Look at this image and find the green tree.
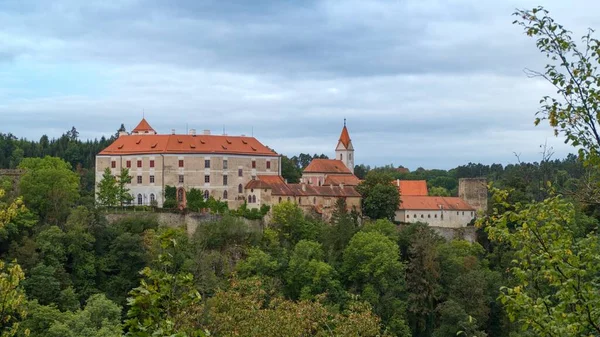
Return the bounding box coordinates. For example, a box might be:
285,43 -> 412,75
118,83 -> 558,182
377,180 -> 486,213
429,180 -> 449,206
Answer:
285,240 -> 342,301
96,168 -> 118,207
323,198 -> 357,268
0,261 -> 28,337
342,231 -> 408,334
271,202 -> 323,245
357,171 -> 400,220
18,156 -> 79,224
280,156 -> 301,183
117,168 -> 133,206
125,232 -> 206,337
428,186 -> 450,197
482,189 -> 600,336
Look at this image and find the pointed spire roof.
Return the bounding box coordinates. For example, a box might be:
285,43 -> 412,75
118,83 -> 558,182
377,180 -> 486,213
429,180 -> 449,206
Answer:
131,118 -> 156,134
338,120 -> 351,149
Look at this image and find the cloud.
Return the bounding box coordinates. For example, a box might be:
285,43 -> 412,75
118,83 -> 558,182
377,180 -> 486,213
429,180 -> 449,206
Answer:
0,0 -> 597,168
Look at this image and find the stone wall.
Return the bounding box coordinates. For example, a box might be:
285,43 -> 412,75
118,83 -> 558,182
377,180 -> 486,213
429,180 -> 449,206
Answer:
458,178 -> 488,213
104,211 -> 261,236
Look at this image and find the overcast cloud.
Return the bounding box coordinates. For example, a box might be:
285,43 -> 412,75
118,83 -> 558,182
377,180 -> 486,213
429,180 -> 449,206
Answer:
1,0 -> 599,169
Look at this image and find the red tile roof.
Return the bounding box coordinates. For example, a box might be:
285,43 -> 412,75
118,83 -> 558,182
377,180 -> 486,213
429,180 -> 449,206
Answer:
245,176 -> 360,197
338,126 -> 351,148
132,118 -> 156,133
246,175 -> 293,195
399,196 -> 474,211
395,180 -> 428,196
98,134 -> 277,156
304,159 -> 351,174
324,174 -> 361,186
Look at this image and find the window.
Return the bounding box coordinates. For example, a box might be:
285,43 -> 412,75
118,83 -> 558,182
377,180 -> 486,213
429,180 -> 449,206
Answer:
205,175 -> 210,183
223,159 -> 228,170
462,211 -> 465,215
150,175 -> 155,183
413,214 -> 417,218
252,195 -> 256,203
150,160 -> 155,168
287,197 -> 290,201
179,175 -> 184,183
177,188 -> 184,202
137,176 -> 142,184
205,159 -> 210,168
428,214 -> 431,218
204,190 -> 209,200
222,190 -> 228,199
313,197 -> 316,205
251,176 -> 256,180
111,161 -> 116,168
179,160 -> 184,168
238,168 -> 243,177
150,193 -> 155,204
137,194 -> 142,205
238,184 -> 243,193
407,215 -> 410,219
279,197 -> 282,203
266,161 -> 271,169
434,214 -> 437,218
299,197 -> 302,204
223,175 -> 228,186
471,211 -> 474,217
248,195 -> 252,203
137,160 -> 142,168
126,160 -> 131,168
457,212 -> 459,215
252,160 -> 256,169
340,153 -> 343,160
421,214 -> 424,218
349,153 -> 352,161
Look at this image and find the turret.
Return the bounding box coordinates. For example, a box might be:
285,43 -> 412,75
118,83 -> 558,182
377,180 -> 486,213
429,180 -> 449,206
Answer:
335,119 -> 354,173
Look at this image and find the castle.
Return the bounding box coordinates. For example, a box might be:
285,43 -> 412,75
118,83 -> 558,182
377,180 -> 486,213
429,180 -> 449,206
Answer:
95,118 -> 361,219
96,118 -> 484,226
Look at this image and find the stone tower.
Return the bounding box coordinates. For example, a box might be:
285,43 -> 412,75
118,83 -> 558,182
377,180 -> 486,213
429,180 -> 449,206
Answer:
335,119 -> 354,173
458,178 -> 488,213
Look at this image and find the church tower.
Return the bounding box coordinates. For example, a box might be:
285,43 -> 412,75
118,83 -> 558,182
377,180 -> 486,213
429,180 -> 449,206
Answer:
335,119 -> 354,173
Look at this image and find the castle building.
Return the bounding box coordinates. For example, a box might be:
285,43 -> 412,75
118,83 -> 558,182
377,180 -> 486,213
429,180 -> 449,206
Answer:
95,118 -> 281,208
244,121 -> 362,219
394,179 -> 483,228
300,122 -> 360,186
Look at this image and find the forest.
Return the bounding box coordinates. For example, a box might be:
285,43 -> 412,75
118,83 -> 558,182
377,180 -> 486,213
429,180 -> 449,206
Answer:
1,6 -> 600,337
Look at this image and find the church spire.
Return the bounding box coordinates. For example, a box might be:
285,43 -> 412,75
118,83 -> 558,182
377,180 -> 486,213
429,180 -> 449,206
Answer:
335,119 -> 354,173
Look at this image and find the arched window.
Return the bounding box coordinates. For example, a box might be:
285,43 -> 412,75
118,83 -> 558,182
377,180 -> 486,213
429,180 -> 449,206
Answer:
278,197 -> 282,203
406,214 -> 410,219
340,153 -> 343,160
137,194 -> 143,205
177,189 -> 184,202
204,190 -> 209,200
252,195 -> 256,203
248,195 -> 252,203
223,190 -> 228,200
150,193 -> 155,204
413,214 -> 417,218
238,184 -> 243,193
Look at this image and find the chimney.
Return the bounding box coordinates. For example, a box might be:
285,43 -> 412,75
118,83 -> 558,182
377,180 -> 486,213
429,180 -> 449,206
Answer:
241,134 -> 246,137
396,179 -> 400,187
118,131 -> 128,137
339,183 -> 344,189
302,184 -> 306,192
171,129 -> 176,135
203,129 -> 211,135
189,129 -> 196,136
284,179 -> 288,184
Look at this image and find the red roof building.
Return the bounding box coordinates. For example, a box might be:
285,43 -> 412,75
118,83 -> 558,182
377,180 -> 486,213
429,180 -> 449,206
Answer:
395,180 -> 428,196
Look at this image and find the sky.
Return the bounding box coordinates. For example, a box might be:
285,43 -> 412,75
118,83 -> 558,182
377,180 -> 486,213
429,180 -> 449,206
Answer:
1,0 -> 600,169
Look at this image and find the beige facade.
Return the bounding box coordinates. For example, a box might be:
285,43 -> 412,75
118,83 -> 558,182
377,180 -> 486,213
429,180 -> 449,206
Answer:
395,209 -> 475,228
96,154 -> 280,208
